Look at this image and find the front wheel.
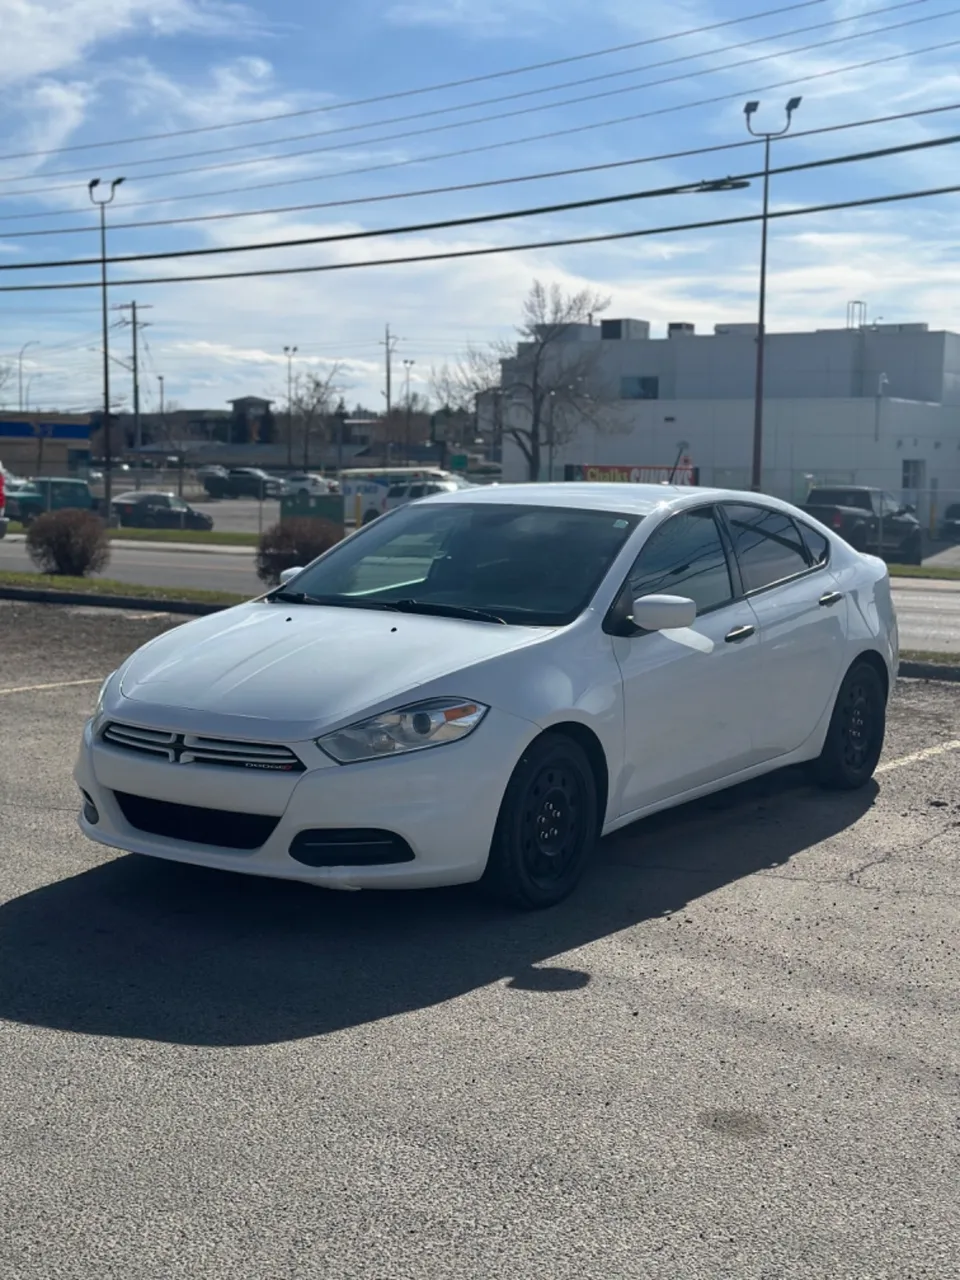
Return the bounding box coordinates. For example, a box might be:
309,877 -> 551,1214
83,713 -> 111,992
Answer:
901,534 -> 923,566
811,661 -> 886,790
481,733 -> 599,909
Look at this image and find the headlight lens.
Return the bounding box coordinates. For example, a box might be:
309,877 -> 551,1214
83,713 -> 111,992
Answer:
95,670 -> 116,718
317,698 -> 488,764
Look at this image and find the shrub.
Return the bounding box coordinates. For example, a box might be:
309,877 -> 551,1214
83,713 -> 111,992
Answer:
25,509 -> 110,577
256,517 -> 342,586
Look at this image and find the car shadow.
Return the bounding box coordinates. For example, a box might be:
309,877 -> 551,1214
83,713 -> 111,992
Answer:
0,769 -> 877,1047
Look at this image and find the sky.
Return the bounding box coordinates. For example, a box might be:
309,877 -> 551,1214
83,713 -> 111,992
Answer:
0,0 -> 958,416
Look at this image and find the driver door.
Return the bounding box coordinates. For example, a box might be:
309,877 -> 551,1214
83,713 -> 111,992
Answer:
611,506 -> 762,818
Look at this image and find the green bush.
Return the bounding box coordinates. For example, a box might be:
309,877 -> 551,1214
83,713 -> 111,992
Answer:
25,509 -> 110,577
256,517 -> 342,586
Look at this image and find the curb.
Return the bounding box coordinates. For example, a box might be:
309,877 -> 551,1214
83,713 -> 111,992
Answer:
0,585 -> 229,616
898,660 -> 960,683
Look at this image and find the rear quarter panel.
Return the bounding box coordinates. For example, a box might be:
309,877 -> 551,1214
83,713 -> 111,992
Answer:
830,551 -> 898,695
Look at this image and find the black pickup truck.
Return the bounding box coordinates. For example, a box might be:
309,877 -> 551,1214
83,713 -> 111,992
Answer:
801,486 -> 923,564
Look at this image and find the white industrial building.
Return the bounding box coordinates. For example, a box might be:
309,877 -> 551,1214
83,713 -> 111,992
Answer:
496,316 -> 960,527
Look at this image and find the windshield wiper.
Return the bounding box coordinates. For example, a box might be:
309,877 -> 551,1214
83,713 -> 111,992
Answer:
391,599 -> 506,624
270,590 -> 394,610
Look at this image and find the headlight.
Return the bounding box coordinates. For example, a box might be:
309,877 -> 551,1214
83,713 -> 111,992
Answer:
317,698 -> 488,764
95,670 -> 116,718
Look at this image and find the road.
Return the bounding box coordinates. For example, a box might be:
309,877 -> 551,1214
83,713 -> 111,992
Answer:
3,537 -> 959,652
0,601 -> 957,1279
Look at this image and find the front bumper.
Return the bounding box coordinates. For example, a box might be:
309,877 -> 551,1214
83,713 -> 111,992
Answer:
74,709 -> 536,889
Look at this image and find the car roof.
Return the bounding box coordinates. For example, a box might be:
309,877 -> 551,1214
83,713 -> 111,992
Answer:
422,481 -> 796,517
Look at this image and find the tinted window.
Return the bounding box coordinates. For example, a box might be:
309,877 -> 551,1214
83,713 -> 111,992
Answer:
387,484 -> 407,499
808,489 -> 873,512
408,485 -> 426,499
724,505 -> 810,592
284,503 -> 640,627
627,508 -> 733,615
797,522 -> 829,566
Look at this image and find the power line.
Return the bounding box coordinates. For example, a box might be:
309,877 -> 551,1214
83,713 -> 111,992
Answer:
1,182 -> 957,294
0,0 -> 830,166
0,0 -> 931,187
23,37 -> 960,216
4,131 -> 958,274
2,100 -> 958,240
5,12 -> 955,200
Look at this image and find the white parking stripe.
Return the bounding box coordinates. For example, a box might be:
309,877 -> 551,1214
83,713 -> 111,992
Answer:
877,739 -> 960,774
0,678 -> 100,697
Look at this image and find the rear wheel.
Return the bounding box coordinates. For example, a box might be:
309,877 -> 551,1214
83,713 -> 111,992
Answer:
812,661 -> 886,790
362,509 -> 379,525
481,733 -> 599,909
901,533 -> 923,566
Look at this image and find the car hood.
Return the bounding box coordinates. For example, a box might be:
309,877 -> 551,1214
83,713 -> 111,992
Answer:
117,600 -> 545,739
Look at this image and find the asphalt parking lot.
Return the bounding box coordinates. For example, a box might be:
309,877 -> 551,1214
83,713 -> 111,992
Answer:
1,603 -> 958,1279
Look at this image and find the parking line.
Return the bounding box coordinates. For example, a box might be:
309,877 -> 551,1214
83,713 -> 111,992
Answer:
877,740 -> 960,774
0,678 -> 100,697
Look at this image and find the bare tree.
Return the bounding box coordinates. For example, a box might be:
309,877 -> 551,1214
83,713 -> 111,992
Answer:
292,365 -> 344,468
0,361 -> 12,409
435,281 -> 610,480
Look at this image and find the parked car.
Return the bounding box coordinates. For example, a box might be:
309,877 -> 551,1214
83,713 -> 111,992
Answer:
111,491 -> 214,531
16,477 -> 99,525
78,484 -> 896,910
801,486 -> 923,564
281,472 -> 338,497
938,502 -> 960,542
202,467 -> 281,499
3,477 -> 39,523
0,464 -> 8,538
383,477 -> 468,512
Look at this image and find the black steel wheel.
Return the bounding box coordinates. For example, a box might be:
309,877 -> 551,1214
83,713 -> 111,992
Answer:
812,660 -> 886,790
481,733 -> 599,909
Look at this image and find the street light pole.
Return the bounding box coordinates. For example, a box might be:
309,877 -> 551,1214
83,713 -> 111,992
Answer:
18,341 -> 39,413
89,176 -> 125,512
284,345 -> 297,469
743,97 -> 800,492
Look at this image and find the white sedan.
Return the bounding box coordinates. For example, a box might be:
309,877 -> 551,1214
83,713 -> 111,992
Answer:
75,484 -> 898,909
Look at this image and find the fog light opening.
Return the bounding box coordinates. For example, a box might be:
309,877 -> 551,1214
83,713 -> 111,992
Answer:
80,790 -> 100,825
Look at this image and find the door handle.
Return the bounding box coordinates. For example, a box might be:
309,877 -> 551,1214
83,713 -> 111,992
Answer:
724,624 -> 756,644
819,591 -> 843,608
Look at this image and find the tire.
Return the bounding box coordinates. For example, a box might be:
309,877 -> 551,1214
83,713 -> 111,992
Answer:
362,509 -> 379,525
901,534 -> 923,566
811,660 -> 886,790
481,733 -> 599,909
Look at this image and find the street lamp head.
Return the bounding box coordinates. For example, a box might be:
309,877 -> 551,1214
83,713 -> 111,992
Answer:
786,96 -> 802,114
88,178 -> 100,192
744,100 -> 760,116
112,177 -> 125,191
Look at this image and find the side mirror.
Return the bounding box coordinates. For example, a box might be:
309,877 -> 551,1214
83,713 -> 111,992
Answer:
279,566 -> 303,586
631,594 -> 697,631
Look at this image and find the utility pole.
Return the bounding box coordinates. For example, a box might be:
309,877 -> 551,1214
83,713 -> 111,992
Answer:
89,176 -> 124,512
403,358 -> 415,465
380,324 -> 399,464
117,301 -> 151,488
284,345 -> 297,469
17,341 -> 38,414
158,374 -> 165,421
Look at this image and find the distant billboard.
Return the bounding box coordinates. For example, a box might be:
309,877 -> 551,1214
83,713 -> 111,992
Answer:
563,463 -> 699,485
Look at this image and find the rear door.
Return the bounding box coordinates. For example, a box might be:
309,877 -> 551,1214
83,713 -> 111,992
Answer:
720,503 -> 847,759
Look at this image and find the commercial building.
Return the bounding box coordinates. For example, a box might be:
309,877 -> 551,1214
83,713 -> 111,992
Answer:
0,413 -> 93,475
497,317 -> 960,526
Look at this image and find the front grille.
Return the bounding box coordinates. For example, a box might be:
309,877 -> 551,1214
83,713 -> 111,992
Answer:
102,722 -> 304,772
114,791 -> 279,850
288,828 -> 415,868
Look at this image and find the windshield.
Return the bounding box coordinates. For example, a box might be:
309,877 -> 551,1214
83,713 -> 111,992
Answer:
278,501 -> 639,626
807,488 -> 871,510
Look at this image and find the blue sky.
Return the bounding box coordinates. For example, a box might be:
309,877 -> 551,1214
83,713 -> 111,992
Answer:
0,0 -> 958,415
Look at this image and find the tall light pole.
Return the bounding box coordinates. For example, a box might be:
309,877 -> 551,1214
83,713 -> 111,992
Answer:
18,341 -> 39,414
284,345 -> 298,468
403,358 -> 415,464
89,176 -> 125,511
158,374 -> 165,421
744,96 -> 800,492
